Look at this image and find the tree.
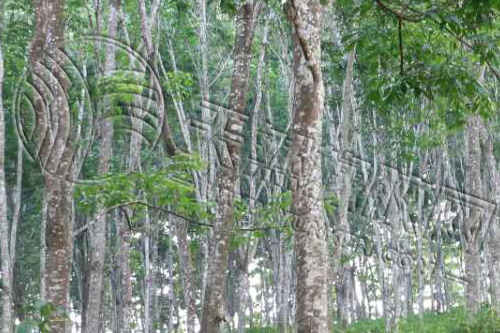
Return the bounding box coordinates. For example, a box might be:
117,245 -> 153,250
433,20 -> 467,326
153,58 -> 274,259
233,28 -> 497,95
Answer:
29,0 -> 73,331
284,0 -> 328,332
0,1 -> 13,332
200,2 -> 262,332
81,1 -> 120,332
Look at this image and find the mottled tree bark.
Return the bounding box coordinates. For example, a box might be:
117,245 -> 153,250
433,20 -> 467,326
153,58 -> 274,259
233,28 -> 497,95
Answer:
196,0 -> 216,203
416,151 -> 428,318
30,1 -> 74,331
486,130 -> 500,309
193,2 -> 217,312
236,15 -> 270,333
82,1 -> 119,332
0,4 -> 12,330
332,47 -> 356,329
284,0 -> 327,332
174,215 -> 198,333
463,115 -> 483,313
278,239 -> 292,333
116,212 -> 132,333
199,2 -> 261,332
5,140 -> 22,331
434,215 -> 445,313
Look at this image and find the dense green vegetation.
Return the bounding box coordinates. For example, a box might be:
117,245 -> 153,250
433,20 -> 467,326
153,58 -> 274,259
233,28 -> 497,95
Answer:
338,306 -> 500,333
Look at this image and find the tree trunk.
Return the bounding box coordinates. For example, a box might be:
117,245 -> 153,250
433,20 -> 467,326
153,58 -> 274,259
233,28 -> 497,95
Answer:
464,115 -> 483,313
199,2 -> 261,332
486,128 -> 500,308
8,140 -> 23,329
416,152 -> 428,317
332,46 -> 356,329
196,0 -> 216,203
30,1 -> 74,330
0,5 -> 12,330
174,215 -> 198,333
278,239 -> 292,333
434,216 -> 444,313
116,212 -> 132,333
168,222 -> 176,333
82,1 -> 119,332
285,1 -> 327,332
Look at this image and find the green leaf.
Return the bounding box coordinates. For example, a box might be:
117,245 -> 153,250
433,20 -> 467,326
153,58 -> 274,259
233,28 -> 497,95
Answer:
220,0 -> 237,15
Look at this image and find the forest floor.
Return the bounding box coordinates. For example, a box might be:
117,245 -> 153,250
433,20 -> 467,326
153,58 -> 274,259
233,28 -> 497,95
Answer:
331,305 -> 500,332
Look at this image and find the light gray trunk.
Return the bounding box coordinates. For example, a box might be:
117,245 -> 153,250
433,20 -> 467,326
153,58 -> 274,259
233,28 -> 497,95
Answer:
195,2 -> 215,312
0,6 -> 12,330
82,1 -> 118,332
464,115 -> 482,313
285,1 -> 327,332
199,3 -> 261,332
168,223 -> 176,333
174,215 -> 198,333
30,1 -> 74,330
434,216 -> 444,312
116,214 -> 132,333
278,239 -> 292,333
486,130 -> 500,308
237,14 -> 270,333
333,47 -> 356,329
416,152 -> 428,317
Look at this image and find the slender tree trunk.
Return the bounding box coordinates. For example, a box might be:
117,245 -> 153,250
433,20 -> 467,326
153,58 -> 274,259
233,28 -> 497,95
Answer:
168,221 -> 176,333
278,239 -> 292,333
116,212 -> 132,333
434,216 -> 444,313
195,1 -> 216,312
332,47 -> 356,329
464,115 -> 482,313
199,2 -> 261,332
174,215 -> 198,333
486,129 -> 500,308
146,224 -> 159,333
0,4 -> 12,330
8,140 -> 22,328
40,195 -> 48,303
30,1 -> 75,330
416,152 -> 428,317
284,1 -> 327,332
82,1 -> 119,332
196,0 -> 216,203
236,15 -> 269,333
142,211 -> 155,333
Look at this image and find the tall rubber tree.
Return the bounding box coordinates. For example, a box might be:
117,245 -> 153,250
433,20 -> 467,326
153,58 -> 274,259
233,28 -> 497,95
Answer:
284,0 -> 328,332
0,1 -> 12,332
199,2 -> 261,332
81,1 -> 119,332
30,0 -> 73,331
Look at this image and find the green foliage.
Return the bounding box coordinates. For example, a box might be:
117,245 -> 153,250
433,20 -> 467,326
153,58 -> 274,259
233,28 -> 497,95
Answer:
334,317 -> 386,333
335,306 -> 500,333
245,326 -> 279,333
229,191 -> 294,250
334,0 -> 500,157
16,301 -> 65,333
324,193 -> 338,217
163,70 -> 194,100
75,153 -> 209,223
